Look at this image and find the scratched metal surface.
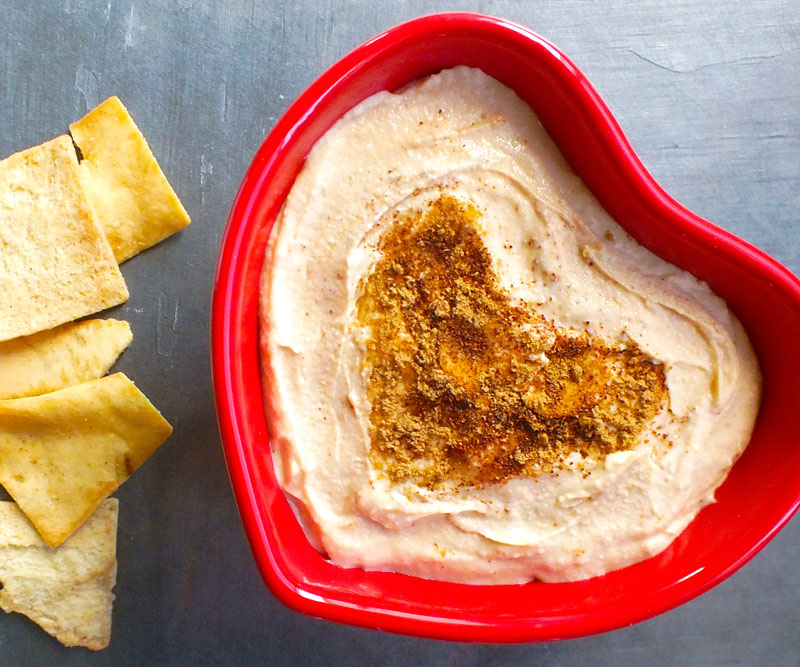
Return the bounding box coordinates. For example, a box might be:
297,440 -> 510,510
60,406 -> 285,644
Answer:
1,1 -> 798,665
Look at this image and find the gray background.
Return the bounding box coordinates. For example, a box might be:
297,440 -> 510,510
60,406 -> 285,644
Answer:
1,0 -> 798,665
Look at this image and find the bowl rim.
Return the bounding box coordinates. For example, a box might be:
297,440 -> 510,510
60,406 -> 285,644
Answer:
212,11 -> 800,643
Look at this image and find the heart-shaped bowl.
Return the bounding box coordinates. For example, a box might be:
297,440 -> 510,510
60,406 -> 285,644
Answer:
212,12 -> 800,642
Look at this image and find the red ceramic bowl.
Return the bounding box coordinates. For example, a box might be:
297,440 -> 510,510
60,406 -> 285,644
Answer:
212,13 -> 800,642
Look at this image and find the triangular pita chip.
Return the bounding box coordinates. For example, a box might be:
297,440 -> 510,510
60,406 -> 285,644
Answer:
0,318 -> 132,400
70,96 -> 191,262
0,373 -> 172,546
0,136 -> 129,342
0,498 -> 118,650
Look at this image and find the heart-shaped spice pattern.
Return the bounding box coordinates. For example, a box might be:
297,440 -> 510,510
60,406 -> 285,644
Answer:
357,194 -> 669,488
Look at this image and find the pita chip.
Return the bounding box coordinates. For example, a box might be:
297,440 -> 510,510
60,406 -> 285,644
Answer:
70,96 -> 191,262
0,136 -> 129,343
0,318 -> 132,400
0,499 -> 118,650
0,373 -> 172,547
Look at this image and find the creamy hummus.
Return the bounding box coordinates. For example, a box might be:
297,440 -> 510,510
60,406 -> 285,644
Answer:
259,67 -> 760,584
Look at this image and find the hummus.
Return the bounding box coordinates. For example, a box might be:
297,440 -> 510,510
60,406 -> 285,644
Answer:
259,67 -> 760,583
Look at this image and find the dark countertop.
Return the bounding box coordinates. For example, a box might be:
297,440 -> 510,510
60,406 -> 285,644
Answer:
1,1 -> 798,665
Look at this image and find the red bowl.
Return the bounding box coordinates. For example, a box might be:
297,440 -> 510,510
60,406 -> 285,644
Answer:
211,13 -> 800,642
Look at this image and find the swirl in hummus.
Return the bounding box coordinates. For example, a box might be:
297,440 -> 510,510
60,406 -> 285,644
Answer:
259,67 -> 760,584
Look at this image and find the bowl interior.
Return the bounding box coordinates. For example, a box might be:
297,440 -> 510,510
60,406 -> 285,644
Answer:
212,13 -> 800,642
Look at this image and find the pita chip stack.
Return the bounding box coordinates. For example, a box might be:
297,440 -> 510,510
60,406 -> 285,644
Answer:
0,94 -> 187,649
